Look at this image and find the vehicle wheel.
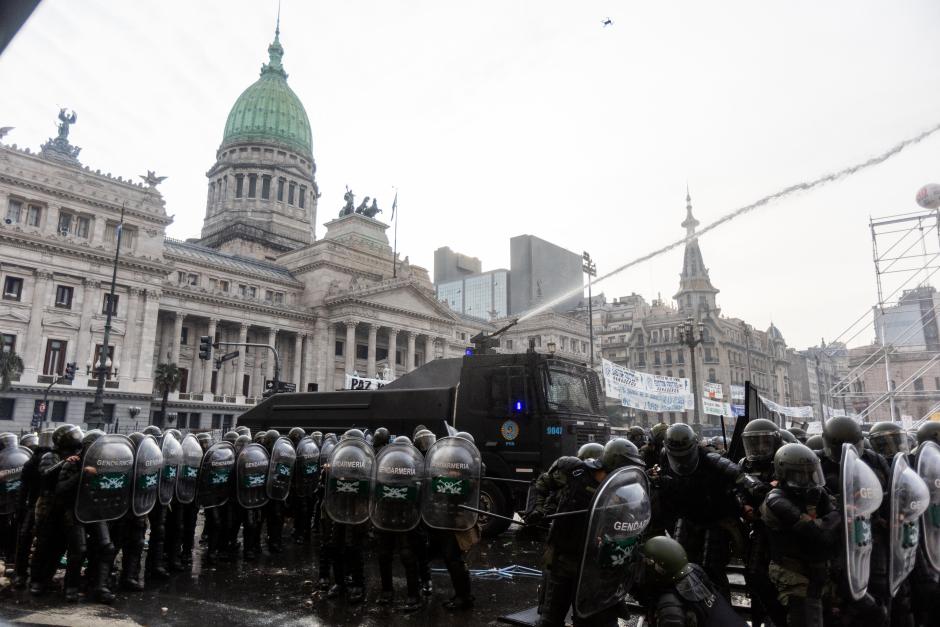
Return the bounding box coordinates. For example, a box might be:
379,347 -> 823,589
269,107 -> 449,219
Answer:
478,480 -> 511,537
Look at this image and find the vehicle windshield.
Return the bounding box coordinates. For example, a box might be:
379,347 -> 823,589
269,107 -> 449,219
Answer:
543,363 -> 598,415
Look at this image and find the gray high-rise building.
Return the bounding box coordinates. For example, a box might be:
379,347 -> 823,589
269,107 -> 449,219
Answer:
433,246 -> 482,284
436,269 -> 510,322
509,234 -> 583,315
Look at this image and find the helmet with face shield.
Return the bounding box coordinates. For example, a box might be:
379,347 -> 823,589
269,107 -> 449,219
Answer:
773,443 -> 825,497
823,416 -> 864,463
663,423 -> 700,476
742,419 -> 782,463
868,421 -> 909,458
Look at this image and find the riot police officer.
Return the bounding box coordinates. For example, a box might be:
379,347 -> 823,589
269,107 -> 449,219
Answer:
12,429 -> 52,589
526,442 -> 605,526
641,422 -> 668,468
760,443 -> 840,627
626,426 -> 649,449
537,438 -> 645,627
916,421 -> 940,446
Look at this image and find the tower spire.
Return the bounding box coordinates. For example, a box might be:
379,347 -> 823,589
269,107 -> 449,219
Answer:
262,5 -> 286,77
276,0 -> 281,38
681,186 -> 699,238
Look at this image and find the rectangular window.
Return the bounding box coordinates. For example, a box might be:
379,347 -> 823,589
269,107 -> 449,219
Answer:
376,347 -> 389,362
6,199 -> 22,223
188,413 -> 201,429
261,176 -> 271,199
506,339 -> 513,350
235,175 -> 244,198
335,341 -> 344,357
26,204 -> 42,227
238,284 -> 247,297
73,216 -> 90,239
277,178 -> 285,201
914,377 -> 925,392
102,293 -> 119,315
248,175 -> 257,198
212,413 -> 222,429
395,350 -> 402,365
57,212 -> 73,235
180,327 -> 189,345
222,415 -> 234,431
0,398 -> 14,420
92,344 -> 115,377
211,371 -> 218,394
51,401 -> 67,422
247,286 -> 256,298
3,276 -> 23,300
299,186 -> 306,208
1,334 -> 15,353
288,182 -> 295,205
83,402 -> 114,423
55,285 -> 73,308
243,374 -> 251,397
356,344 -> 369,360
187,273 -> 198,286
179,368 -> 189,393
264,290 -> 274,302
43,339 -> 67,375
219,280 -> 229,293
273,292 -> 284,304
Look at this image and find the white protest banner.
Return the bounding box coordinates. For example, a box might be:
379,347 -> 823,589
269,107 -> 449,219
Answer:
345,374 -> 389,390
603,359 -> 692,413
730,385 -> 745,402
806,421 -> 823,435
703,382 -> 723,400
703,398 -> 734,417
759,396 -> 814,419
828,407 -> 846,418
901,415 -> 914,430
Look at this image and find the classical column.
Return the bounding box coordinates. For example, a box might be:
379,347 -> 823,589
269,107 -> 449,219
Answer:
203,318 -> 218,396
119,287 -> 142,385
387,327 -> 398,380
292,332 -> 303,387
253,330 -> 265,398
74,279 -> 99,382
301,333 -> 313,392
234,322 -> 248,398
24,270 -> 52,376
326,323 -> 336,391
406,332 -> 416,373
170,312 -> 184,365
345,320 -> 357,377
313,316 -> 328,392
367,324 -> 378,378
136,290 -> 161,383
424,335 -> 435,365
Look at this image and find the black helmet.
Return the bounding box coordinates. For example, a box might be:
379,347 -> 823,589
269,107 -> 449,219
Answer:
52,424 -> 76,445
742,418 -> 782,463
414,429 -> 436,454
373,427 -> 391,450
455,431 -> 475,443
166,428 -> 182,442
805,434 -> 824,451
916,421 -> 940,446
412,424 -> 428,440
234,434 -> 252,452
222,431 -> 239,444
82,429 -> 105,449
323,432 -> 338,444
129,432 -> 147,448
577,442 -> 604,461
0,432 -> 16,451
262,429 -> 280,451
664,423 -> 699,475
311,431 -> 323,446
773,443 -> 825,495
641,536 -> 691,584
822,416 -> 864,463
393,435 -> 412,446
868,421 -> 908,458
599,438 -> 644,471
288,427 -> 306,445
342,428 -> 364,441
626,426 -> 648,448
779,430 -> 798,444
20,432 -> 39,451
253,432 -> 266,443
650,423 -> 669,447
787,427 -> 808,444
234,426 -> 251,437
143,425 -> 163,437
54,425 -> 84,454
196,432 -> 213,452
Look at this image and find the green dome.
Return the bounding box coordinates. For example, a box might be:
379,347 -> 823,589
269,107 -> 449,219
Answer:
221,32 -> 313,158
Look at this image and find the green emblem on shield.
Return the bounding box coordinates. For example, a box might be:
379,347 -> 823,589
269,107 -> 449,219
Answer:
854,517 -> 872,546
331,477 -> 367,495
210,468 -> 231,485
93,472 -> 128,491
137,472 -> 159,490
243,472 -> 266,488
183,465 -> 198,479
163,466 -> 178,480
599,535 -> 638,568
432,477 -> 468,496
377,483 -> 418,501
276,463 -> 292,477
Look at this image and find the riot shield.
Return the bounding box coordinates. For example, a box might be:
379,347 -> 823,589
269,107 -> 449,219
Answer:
421,436 -> 482,531
888,452 -> 929,596
319,437 -> 337,468
159,433 -> 182,506
842,442 -> 884,600
0,445 -> 32,515
266,437 -> 296,501
575,466 -> 651,618
917,441 -> 940,571
236,443 -> 270,509
197,442 -> 235,509
131,435 -> 164,517
75,434 -> 135,524
325,438 -> 375,524
176,433 -> 202,504
294,436 -> 320,498
371,441 -> 424,531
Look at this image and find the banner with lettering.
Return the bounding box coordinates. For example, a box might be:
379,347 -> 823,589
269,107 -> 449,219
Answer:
730,385 -> 745,402
703,382 -> 723,400
759,396 -> 814,419
703,398 -> 735,417
602,359 -> 693,413
345,375 -> 389,391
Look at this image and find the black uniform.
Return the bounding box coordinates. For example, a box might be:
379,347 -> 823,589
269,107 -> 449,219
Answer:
13,445 -> 49,587
738,457 -> 785,627
29,451 -> 65,593
631,563 -> 747,627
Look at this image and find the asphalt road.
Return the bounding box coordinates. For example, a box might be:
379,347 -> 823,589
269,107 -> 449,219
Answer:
0,516 -> 569,627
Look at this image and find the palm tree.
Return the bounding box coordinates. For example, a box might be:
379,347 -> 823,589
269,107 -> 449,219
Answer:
154,362 -> 181,424
0,350 -> 24,391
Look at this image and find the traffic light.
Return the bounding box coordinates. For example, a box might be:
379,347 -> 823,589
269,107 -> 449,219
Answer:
63,362 -> 76,380
198,335 -> 213,361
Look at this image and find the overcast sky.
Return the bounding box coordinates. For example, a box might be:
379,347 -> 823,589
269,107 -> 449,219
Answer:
2,0 -> 940,350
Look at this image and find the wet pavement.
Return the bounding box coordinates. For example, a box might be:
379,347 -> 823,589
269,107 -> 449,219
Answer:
0,516 -> 563,627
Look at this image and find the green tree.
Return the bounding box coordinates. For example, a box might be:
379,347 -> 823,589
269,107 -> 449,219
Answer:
154,362 -> 181,424
0,350 -> 24,391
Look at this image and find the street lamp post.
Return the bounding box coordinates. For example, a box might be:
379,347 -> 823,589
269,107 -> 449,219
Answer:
582,251 -> 597,368
679,316 -> 705,426
743,323 -> 753,383
89,203 -> 125,431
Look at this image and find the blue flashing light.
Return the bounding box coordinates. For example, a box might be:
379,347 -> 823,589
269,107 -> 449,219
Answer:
514,400 -> 524,412
465,348 -> 474,356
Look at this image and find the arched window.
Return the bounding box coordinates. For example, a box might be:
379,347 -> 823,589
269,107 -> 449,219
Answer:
299,185 -> 307,208
235,174 -> 244,198
288,181 -> 296,205
261,175 -> 271,199
277,178 -> 285,201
